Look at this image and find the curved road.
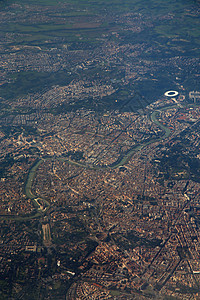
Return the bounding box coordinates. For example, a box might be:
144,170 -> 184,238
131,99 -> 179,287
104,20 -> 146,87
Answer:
24,108 -> 171,217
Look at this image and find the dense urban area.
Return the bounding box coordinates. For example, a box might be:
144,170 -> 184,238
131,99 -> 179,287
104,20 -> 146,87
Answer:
0,0 -> 200,299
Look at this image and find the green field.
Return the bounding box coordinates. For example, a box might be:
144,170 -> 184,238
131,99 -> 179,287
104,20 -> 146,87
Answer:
1,0 -> 199,46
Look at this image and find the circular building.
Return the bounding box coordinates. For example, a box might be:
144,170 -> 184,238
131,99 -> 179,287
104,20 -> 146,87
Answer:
164,90 -> 179,97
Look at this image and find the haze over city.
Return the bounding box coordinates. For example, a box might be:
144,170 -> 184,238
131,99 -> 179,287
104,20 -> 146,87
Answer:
0,0 -> 200,299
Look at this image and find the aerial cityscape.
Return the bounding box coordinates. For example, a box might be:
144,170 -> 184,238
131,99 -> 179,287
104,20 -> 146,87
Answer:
0,0 -> 200,299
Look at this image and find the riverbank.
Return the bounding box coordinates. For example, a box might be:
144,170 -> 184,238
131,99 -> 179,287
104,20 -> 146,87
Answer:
22,106 -> 173,219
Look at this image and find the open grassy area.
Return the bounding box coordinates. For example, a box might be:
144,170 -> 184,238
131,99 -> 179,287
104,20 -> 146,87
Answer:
0,0 -> 199,52
8,0 -> 196,13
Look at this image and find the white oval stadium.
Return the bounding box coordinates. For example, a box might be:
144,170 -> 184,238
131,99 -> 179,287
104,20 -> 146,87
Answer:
164,90 -> 179,97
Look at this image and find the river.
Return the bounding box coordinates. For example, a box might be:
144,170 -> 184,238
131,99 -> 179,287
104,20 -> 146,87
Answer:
24,107 -> 172,215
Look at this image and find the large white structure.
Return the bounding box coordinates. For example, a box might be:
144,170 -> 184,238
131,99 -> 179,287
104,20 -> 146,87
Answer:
164,90 -> 179,97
